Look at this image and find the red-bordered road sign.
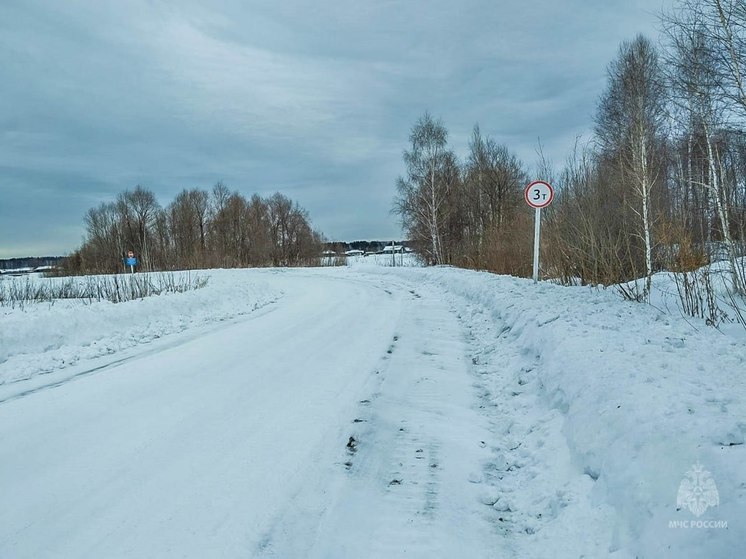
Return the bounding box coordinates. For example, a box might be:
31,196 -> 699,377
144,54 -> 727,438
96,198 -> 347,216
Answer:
524,181 -> 554,209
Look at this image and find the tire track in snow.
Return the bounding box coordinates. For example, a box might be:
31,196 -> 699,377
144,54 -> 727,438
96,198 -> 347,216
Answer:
0,273 -> 403,559
258,279 -> 504,558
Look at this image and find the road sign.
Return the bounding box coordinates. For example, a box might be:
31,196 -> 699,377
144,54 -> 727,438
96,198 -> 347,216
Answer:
524,181 -> 554,283
524,180 -> 554,209
124,251 -> 137,273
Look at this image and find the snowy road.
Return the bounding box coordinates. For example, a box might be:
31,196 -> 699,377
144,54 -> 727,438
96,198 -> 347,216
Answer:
4,266 -> 744,558
0,271 -> 501,558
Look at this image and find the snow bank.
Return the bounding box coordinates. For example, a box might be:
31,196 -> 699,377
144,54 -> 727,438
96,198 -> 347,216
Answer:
0,270 -> 281,385
645,259 -> 746,340
364,266 -> 746,558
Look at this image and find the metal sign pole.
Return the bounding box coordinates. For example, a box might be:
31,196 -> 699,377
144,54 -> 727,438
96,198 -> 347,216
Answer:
533,207 -> 541,283
524,180 -> 553,283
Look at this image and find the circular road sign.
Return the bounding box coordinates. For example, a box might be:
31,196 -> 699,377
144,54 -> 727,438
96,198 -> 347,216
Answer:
524,181 -> 554,209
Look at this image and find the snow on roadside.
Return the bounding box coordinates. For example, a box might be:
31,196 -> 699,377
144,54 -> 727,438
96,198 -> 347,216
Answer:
346,253 -> 422,268
356,266 -> 746,558
0,270 -> 282,385
646,259 -> 746,341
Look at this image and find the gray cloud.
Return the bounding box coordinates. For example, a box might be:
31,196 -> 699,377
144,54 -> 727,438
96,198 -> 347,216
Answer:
0,0 -> 665,257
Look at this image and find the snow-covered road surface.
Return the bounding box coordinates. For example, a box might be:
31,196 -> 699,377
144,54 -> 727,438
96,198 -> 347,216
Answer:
0,270 -> 501,558
2,266 -> 744,558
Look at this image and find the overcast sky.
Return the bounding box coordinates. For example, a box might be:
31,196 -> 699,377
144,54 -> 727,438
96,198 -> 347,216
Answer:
0,0 -> 666,258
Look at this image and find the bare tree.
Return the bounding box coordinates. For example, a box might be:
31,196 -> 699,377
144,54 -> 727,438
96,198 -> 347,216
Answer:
596,35 -> 668,297
245,194 -> 272,265
266,192 -> 322,266
462,125 -> 526,267
394,113 -> 456,264
167,188 -> 210,269
70,185 -> 321,274
83,202 -> 124,272
664,3 -> 745,292
208,182 -> 235,267
116,186 -> 160,272
710,0 -> 746,117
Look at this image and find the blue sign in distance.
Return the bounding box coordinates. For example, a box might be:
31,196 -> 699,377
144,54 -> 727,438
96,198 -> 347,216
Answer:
125,257 -> 137,266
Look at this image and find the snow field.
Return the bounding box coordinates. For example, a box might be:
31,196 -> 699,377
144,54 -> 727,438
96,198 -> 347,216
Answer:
345,253 -> 422,268
0,270 -> 282,386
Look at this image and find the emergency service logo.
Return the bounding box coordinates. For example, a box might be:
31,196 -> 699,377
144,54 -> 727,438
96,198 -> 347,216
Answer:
669,462 -> 726,529
677,462 -> 719,517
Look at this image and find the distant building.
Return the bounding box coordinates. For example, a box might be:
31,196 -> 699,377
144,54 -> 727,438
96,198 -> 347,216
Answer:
381,245 -> 405,253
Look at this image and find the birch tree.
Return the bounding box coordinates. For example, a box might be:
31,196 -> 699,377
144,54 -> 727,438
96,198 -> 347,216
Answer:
665,2 -> 746,292
393,113 -> 455,265
596,36 -> 668,297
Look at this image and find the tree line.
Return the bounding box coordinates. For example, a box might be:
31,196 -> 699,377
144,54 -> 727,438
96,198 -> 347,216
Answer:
394,0 -> 746,297
65,183 -> 324,274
